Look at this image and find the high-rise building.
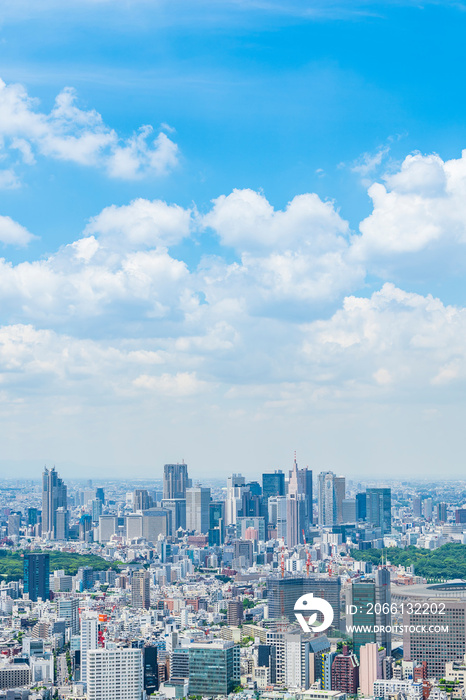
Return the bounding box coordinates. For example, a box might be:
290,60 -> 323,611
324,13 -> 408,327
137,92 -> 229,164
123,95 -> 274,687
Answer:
331,645 -> 359,694
42,467 -> 68,540
359,643 -> 383,696
80,614 -> 98,686
95,487 -> 105,505
91,498 -> 102,524
318,472 -> 338,526
225,474 -> 246,526
284,632 -> 311,690
334,476 -> 346,523
366,488 -> 391,535
86,646 -> 143,700
161,499 -> 186,532
341,499 -> 356,523
98,515 -> 118,543
227,599 -> 243,626
7,513 -> 21,539
163,462 -> 189,500
262,471 -> 286,501
133,489 -> 153,512
268,496 -> 287,540
186,486 -> 211,534
188,641 -> 240,696
437,502 -> 447,522
58,598 -> 80,636
143,646 -> 158,694
23,553 -> 49,602
208,501 -> 224,545
348,570 -> 391,658
401,587 -> 466,677
170,648 -> 189,682
355,493 -> 367,521
267,575 -> 340,630
131,569 -> 150,610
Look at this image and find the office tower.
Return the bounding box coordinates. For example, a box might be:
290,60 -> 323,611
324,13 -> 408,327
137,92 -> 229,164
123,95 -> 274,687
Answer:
7,513 -> 20,538
58,598 -> 79,635
170,648 -> 189,682
142,509 -> 170,541
98,515 -> 118,543
132,569 -> 150,610
55,506 -> 69,540
359,643 -> 382,696
355,493 -> 367,521
366,488 -> 392,535
27,507 -> 38,526
95,487 -> 105,504
42,467 -> 68,540
80,615 -> 98,686
334,476 -> 346,523
341,499 -> 356,523
133,489 -> 153,512
23,553 -> 50,602
284,633 -> 311,690
225,474 -> 246,525
77,566 -> 94,590
331,645 -> 359,694
186,486 -> 211,533
80,514 -> 93,541
412,496 -> 422,517
423,497 -> 433,520
143,646 -> 158,694
234,539 -> 253,567
438,502 -> 447,522
163,462 -> 189,500
318,472 -> 337,526
91,499 -> 102,524
161,498 -> 186,532
208,501 -> 225,545
348,571 -> 391,658
188,641 -> 240,696
267,575 -> 340,630
227,599 -> 244,626
268,496 -> 287,540
86,647 -> 143,700
375,568 -> 391,655
403,595 -> 466,677
288,457 -> 312,533
456,508 -> 466,523
262,470 -> 285,500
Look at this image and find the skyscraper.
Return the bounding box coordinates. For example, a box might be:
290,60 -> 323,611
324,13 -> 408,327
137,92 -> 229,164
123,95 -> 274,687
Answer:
58,598 -> 80,635
267,575 -> 341,629
132,569 -> 150,610
318,472 -> 337,526
163,462 -> 189,500
186,486 -> 211,534
262,471 -> 285,500
348,570 -> 391,659
366,488 -> 392,535
23,553 -> 50,602
42,467 -> 68,540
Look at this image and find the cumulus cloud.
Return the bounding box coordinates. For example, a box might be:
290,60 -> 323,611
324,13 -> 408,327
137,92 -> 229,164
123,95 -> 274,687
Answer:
353,150 -> 466,260
0,215 -> 35,245
0,79 -> 179,180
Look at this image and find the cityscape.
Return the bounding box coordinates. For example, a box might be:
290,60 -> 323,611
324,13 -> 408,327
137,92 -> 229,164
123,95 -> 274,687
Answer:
1,462 -> 466,700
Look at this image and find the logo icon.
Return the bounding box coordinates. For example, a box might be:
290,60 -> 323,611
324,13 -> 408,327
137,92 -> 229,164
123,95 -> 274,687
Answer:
294,593 -> 334,633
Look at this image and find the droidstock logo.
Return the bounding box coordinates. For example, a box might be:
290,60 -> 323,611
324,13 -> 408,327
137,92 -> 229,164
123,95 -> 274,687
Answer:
294,593 -> 334,633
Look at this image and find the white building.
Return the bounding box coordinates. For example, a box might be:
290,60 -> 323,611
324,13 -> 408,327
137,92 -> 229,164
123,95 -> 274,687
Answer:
80,614 -> 98,686
87,646 -> 143,700
373,680 -> 423,700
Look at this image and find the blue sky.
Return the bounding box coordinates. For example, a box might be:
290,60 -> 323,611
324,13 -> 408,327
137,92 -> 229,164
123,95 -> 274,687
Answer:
1,0 -> 466,479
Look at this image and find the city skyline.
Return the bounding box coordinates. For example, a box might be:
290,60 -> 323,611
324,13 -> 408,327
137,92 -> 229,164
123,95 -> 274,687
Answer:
1,1 -> 466,477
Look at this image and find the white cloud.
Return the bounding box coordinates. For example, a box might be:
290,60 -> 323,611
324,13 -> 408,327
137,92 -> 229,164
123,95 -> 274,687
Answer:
85,198 -> 192,249
204,188 -> 349,252
0,215 -> 35,245
0,79 -> 179,180
133,371 -> 209,396
353,150 -> 466,259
